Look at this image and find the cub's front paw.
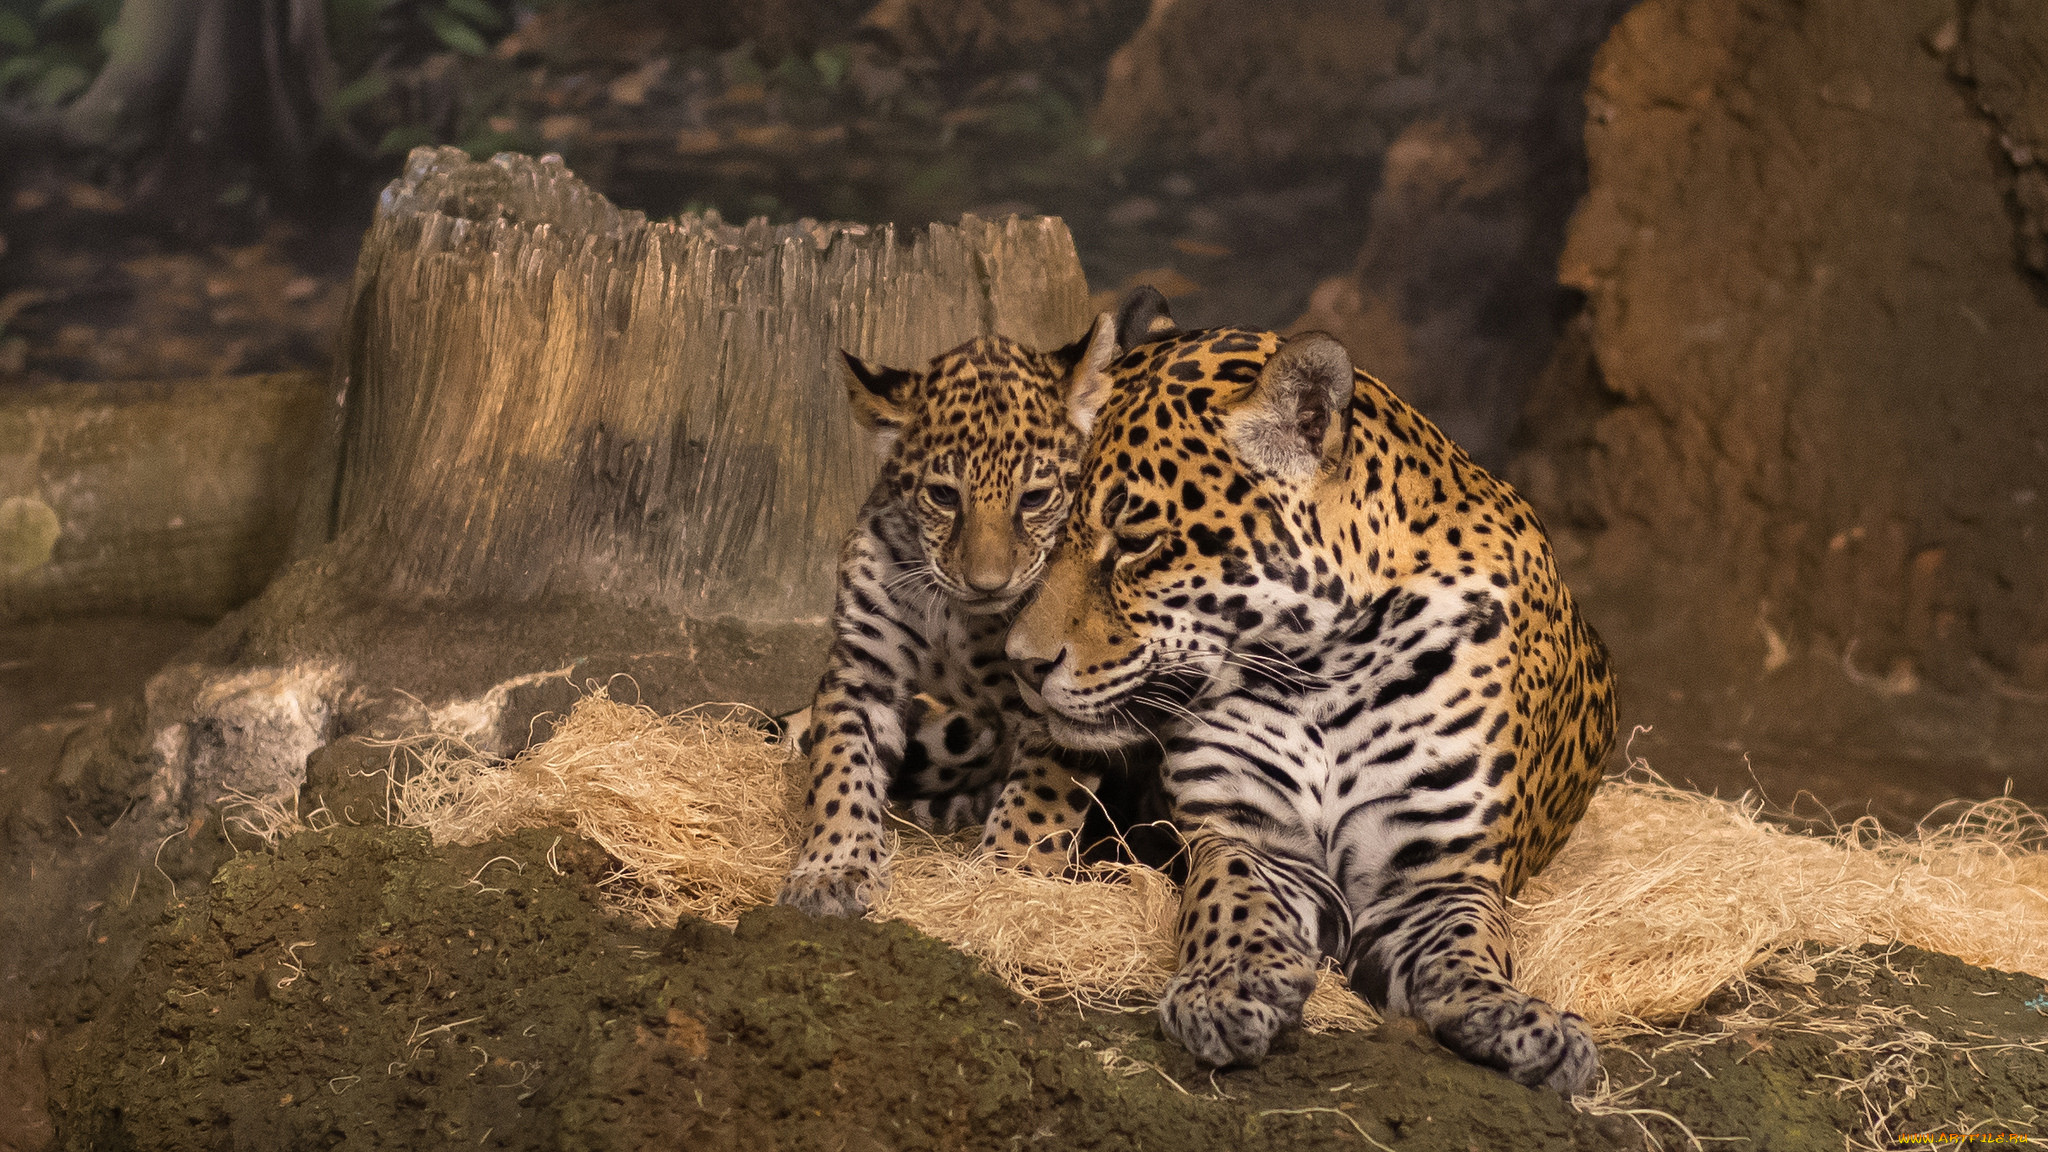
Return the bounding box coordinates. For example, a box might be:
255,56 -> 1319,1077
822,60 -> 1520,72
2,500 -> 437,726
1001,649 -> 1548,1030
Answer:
1432,992 -> 1599,1095
777,865 -> 883,918
1157,946 -> 1318,1066
977,823 -> 1080,875
905,788 -> 999,834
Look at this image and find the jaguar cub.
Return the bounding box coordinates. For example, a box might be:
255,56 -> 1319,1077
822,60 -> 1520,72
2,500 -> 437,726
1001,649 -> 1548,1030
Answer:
779,297 -> 1174,919
1009,315 -> 1616,1093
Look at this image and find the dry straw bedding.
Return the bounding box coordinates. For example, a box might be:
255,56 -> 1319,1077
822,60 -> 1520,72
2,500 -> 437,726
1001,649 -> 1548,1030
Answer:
390,693 -> 2048,1037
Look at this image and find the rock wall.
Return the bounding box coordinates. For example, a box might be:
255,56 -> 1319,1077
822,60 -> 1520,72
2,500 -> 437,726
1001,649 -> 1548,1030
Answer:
1092,0 -> 1633,464
1512,0 -> 2048,746
1953,0 -> 2048,280
1288,117 -> 1578,461
1095,0 -> 1628,166
1094,0 -> 1404,163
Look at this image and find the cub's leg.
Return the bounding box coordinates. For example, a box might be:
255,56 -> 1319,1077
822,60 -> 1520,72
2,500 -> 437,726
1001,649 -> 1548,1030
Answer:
893,693 -> 1005,833
778,673 -> 905,917
976,745 -> 1100,872
1343,875 -> 1596,1094
779,537 -> 923,917
1156,831 -> 1343,1066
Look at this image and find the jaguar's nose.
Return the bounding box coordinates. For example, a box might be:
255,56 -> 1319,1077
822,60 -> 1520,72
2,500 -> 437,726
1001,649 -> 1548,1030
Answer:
1010,647 -> 1066,693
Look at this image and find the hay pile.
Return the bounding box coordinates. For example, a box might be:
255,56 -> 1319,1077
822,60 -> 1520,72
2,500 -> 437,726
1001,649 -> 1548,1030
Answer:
393,701 -> 797,927
1510,772 -> 2048,1030
392,693 -> 2048,1036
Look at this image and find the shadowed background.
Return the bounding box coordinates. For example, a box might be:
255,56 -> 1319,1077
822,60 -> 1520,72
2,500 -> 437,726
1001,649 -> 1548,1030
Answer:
2,1 -> 2046,1146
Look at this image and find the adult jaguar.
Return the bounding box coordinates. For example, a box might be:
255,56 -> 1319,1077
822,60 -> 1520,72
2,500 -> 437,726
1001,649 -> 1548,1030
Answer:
779,292 -> 1179,918
1007,317 -> 1616,1093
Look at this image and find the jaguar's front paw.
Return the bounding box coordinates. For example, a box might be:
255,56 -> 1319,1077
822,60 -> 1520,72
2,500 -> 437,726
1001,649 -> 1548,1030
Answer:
1157,946 -> 1318,1066
1431,991 -> 1599,1095
777,864 -> 883,918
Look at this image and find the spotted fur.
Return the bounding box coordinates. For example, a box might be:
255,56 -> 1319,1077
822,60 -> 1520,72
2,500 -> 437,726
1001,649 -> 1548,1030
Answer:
1009,319 -> 1616,1093
779,305 -> 1169,918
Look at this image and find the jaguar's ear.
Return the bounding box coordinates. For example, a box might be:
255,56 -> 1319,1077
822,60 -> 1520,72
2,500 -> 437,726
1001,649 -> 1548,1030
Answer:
1057,311 -> 1119,435
1225,332 -> 1353,479
1114,285 -> 1178,349
840,350 -> 914,455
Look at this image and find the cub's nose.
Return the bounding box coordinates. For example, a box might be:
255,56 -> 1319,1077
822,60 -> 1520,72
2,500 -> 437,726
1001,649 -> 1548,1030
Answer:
965,565 -> 1010,594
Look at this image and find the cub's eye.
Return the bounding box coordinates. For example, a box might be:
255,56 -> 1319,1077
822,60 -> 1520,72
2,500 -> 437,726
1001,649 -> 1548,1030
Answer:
924,483 -> 960,510
1017,487 -> 1054,511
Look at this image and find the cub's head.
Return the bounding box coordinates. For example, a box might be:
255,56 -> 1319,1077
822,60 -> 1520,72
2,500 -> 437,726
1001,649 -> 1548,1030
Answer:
1008,327 -> 1359,748
840,313 -> 1118,613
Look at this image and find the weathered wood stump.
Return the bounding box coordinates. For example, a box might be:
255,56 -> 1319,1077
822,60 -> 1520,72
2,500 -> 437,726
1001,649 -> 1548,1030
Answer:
320,146 -> 1090,621
36,147 -> 1094,898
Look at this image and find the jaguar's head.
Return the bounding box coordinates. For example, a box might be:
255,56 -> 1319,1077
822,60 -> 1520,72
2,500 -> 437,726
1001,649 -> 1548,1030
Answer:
1008,327 -> 1359,748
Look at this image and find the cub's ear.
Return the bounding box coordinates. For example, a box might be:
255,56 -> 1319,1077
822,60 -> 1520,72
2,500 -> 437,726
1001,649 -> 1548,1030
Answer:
1054,311 -> 1119,435
1225,332 -> 1354,479
839,350 -> 914,454
1114,285 -> 1178,349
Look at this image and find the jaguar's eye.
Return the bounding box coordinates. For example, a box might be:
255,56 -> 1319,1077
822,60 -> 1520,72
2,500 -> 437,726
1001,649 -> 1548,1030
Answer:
1116,533 -> 1161,559
925,483 -> 960,510
1017,487 -> 1054,511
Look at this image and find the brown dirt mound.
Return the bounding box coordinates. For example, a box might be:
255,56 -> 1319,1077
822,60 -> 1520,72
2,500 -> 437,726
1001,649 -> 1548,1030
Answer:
44,819 -> 2048,1150
46,824 -> 1634,1152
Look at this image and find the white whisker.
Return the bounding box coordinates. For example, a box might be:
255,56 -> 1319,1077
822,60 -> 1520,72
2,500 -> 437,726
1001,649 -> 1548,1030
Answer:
883,563 -> 938,595
1222,648 -> 1329,686
1106,704 -> 1163,748
1134,693 -> 1214,736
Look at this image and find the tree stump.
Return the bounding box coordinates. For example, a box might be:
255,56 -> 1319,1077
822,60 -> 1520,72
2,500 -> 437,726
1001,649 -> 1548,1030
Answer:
323,146 -> 1091,622
26,147 -> 1095,940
